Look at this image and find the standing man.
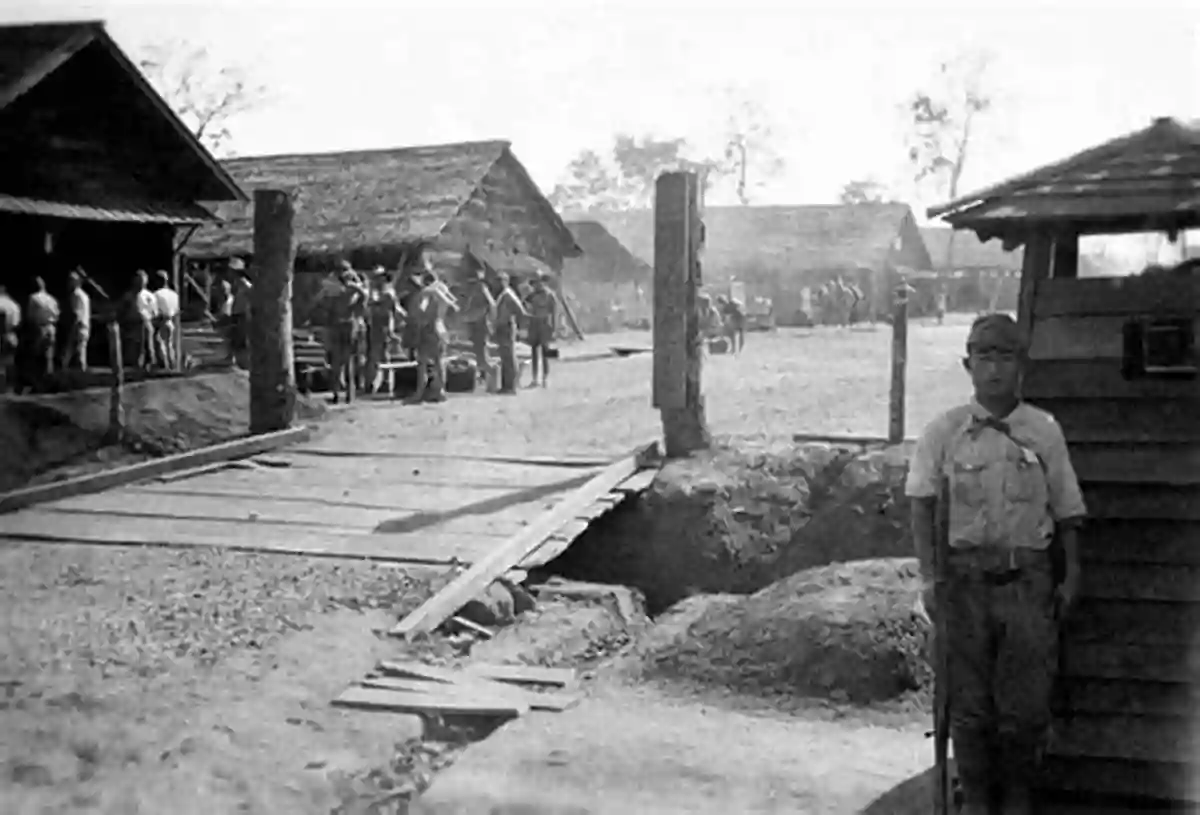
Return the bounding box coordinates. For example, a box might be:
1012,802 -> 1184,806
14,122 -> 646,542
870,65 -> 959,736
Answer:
461,267 -> 496,385
27,276 -> 60,384
128,270 -> 159,371
61,269 -> 91,372
525,273 -> 557,388
0,284 -> 20,393
230,263 -> 253,369
492,271 -> 526,394
324,265 -> 369,404
906,313 -> 1086,815
154,269 -> 180,370
406,267 -> 458,404
363,268 -> 404,394
720,292 -> 746,353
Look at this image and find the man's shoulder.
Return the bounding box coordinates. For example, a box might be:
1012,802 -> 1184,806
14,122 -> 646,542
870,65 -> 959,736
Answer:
1010,402 -> 1065,447
919,404 -> 977,442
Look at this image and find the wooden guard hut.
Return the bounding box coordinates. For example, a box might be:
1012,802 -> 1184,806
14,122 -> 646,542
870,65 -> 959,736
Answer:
0,20 -> 246,366
929,116 -> 1200,808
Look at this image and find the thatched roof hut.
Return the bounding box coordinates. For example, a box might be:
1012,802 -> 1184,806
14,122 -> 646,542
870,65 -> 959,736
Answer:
586,203 -> 932,281
578,203 -> 932,323
185,140 -> 581,277
564,220 -> 651,284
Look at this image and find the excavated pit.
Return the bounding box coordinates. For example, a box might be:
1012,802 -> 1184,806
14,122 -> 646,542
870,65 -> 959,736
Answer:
537,439 -> 932,708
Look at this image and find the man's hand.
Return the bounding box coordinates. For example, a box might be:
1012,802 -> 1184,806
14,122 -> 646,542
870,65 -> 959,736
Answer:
1054,570 -> 1080,620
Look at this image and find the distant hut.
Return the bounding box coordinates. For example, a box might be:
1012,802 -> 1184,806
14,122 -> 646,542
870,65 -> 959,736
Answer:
930,116 -> 1200,808
562,220 -> 652,333
920,226 -> 1024,312
184,140 -> 582,330
0,20 -> 245,371
590,203 -> 933,326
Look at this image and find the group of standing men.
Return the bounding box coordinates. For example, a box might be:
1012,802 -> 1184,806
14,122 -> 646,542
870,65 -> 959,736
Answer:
0,268 -> 178,393
315,253 -> 560,405
697,292 -> 746,354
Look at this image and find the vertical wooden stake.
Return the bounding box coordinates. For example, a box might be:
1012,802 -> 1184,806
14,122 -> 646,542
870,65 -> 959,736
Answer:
105,320 -> 125,443
888,282 -> 908,444
250,189 -> 297,434
171,252 -> 183,371
652,171 -> 710,457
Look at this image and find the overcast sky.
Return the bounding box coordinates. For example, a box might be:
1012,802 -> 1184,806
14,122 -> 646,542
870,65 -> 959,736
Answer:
8,0 -> 1200,221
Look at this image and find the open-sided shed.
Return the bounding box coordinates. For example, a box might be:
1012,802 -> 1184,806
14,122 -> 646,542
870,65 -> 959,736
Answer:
930,116 -> 1200,807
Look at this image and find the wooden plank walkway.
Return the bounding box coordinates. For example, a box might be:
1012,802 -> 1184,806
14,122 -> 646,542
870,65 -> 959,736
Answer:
0,436 -> 643,567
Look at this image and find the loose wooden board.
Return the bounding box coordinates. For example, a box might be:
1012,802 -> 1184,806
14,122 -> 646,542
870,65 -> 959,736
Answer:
378,659 -> 576,689
37,494 -> 559,537
194,466 -> 597,493
250,452 -> 602,488
0,511 -> 501,564
0,425 -> 312,514
359,677 -> 578,712
391,444 -> 654,638
131,482 -> 553,514
288,446 -> 613,469
333,686 -> 528,717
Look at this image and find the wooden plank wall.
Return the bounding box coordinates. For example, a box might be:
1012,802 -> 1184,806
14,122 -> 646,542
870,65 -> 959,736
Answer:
1024,273 -> 1200,804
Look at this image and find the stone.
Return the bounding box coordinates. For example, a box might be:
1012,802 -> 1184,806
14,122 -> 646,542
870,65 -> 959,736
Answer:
457,581 -> 515,628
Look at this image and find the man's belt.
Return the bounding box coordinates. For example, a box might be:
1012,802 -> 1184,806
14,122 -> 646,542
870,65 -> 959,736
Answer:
948,546 -> 1051,582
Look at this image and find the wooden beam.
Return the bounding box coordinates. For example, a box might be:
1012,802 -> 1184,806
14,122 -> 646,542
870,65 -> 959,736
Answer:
358,677 -> 578,712
1016,230 -> 1052,351
377,659 -> 576,689
1050,231 -> 1080,279
888,283 -> 908,444
332,685 -> 528,717
0,426 -> 312,514
249,189 -> 297,434
652,171 -> 709,457
389,443 -> 656,638
1033,275 -> 1200,318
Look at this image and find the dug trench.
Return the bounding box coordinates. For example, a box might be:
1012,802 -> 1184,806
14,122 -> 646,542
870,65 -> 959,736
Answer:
393,438 -> 939,814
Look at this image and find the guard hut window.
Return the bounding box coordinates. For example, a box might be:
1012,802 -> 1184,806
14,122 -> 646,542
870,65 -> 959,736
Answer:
1123,317 -> 1197,379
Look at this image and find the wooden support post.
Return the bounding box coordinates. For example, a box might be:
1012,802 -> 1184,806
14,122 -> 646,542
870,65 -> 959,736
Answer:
1051,232 -> 1080,280
888,282 -> 908,445
171,251 -> 183,371
652,171 -> 709,457
249,189 -> 297,434
1016,231 -> 1054,347
105,320 -> 124,443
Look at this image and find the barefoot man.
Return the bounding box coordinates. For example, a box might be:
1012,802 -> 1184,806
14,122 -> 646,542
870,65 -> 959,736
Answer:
906,313 -> 1085,815
525,273 -> 557,388
461,266 -> 496,386
324,264 -> 369,404
492,272 -> 526,394
406,264 -> 458,404
363,268 -> 405,394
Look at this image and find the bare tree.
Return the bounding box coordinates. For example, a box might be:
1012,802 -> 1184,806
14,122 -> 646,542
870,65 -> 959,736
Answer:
138,40 -> 268,157
718,88 -> 786,205
905,50 -> 995,269
838,178 -> 895,206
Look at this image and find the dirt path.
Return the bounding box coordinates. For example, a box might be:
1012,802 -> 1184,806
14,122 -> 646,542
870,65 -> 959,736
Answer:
413,680 -> 929,815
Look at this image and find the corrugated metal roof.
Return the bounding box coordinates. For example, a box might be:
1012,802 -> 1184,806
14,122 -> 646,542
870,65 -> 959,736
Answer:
0,194 -> 217,224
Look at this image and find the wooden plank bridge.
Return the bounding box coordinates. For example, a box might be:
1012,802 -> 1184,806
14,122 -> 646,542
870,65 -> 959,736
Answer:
0,436 -> 656,570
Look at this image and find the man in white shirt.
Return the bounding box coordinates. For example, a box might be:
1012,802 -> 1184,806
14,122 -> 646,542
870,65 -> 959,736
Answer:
27,276 -> 60,383
130,270 -> 159,371
153,270 -> 180,370
0,283 -> 21,392
61,270 -> 91,372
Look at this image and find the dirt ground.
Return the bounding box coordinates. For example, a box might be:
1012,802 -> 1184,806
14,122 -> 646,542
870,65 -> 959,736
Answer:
0,370 -> 327,493
0,319 -> 977,814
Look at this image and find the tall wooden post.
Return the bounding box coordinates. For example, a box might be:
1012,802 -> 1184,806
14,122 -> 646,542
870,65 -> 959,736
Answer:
249,189 -> 297,434
652,171 -> 710,457
171,251 -> 183,371
105,319 -> 124,443
888,281 -> 908,444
